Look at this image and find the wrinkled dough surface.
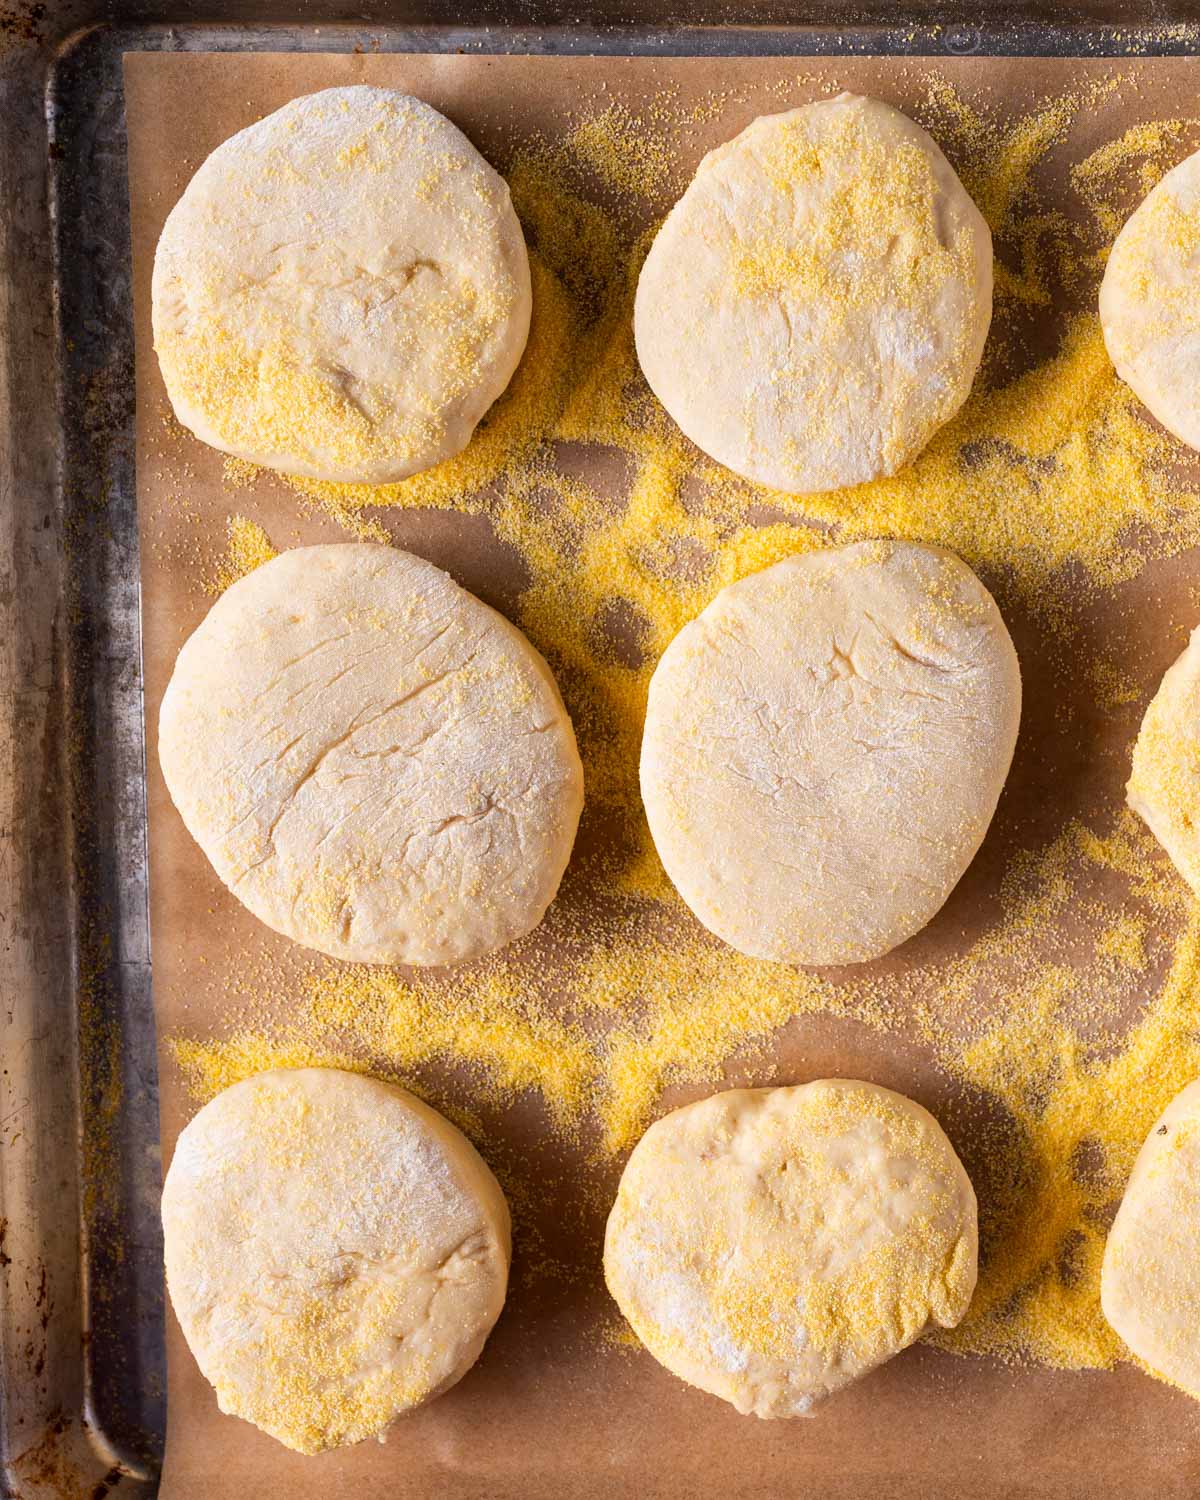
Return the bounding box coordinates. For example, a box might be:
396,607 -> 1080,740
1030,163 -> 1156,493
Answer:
1127,624 -> 1200,897
1100,146 -> 1200,453
152,85 -> 531,483
640,540 -> 1021,966
604,1080 -> 978,1418
158,543 -> 583,965
1102,1078 -> 1200,1395
162,1068 -> 511,1453
634,93 -> 992,493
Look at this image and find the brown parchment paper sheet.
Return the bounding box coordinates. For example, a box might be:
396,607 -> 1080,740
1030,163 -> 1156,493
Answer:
124,49 -> 1200,1500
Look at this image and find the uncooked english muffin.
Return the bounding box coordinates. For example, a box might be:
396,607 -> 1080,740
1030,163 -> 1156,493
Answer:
152,85 -> 531,483
1102,1078 -> 1200,1396
158,543 -> 583,965
1100,145 -> 1200,452
1127,623 -> 1200,896
634,93 -> 992,493
640,540 -> 1021,966
604,1080 -> 978,1417
162,1068 -> 511,1453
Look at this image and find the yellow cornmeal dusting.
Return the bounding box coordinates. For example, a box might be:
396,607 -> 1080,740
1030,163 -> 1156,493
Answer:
728,114 -> 976,425
208,513 -> 276,592
732,130 -> 951,306
218,1280 -> 437,1455
159,320 -> 402,469
1071,119 -> 1193,247
800,1232 -> 976,1364
173,962 -> 597,1134
1090,656 -> 1142,709
181,82 -> 1200,1378
560,102 -> 674,199
605,1083 -> 975,1406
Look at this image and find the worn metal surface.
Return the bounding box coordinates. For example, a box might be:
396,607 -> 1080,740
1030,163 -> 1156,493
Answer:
0,4 -> 1198,1497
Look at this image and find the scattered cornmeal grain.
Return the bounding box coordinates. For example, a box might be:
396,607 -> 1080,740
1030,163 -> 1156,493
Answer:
181,80 -> 1200,1382
208,513 -> 276,593
560,102 -> 674,200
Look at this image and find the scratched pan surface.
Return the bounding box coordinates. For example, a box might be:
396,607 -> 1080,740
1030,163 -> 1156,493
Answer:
1,4 -> 1198,1497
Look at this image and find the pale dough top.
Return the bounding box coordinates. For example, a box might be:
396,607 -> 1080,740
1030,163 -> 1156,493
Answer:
634,94 -> 993,493
1102,1078 -> 1200,1396
158,543 -> 584,965
604,1080 -> 978,1418
1127,623 -> 1200,898
152,85 -> 532,483
640,540 -> 1021,967
161,1068 -> 511,1453
1100,144 -> 1200,453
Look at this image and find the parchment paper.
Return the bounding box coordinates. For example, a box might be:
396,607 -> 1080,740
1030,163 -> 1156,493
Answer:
125,50 -> 1200,1499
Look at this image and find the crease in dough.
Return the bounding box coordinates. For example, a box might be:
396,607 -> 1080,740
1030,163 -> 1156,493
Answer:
639,539 -> 1021,967
158,542 -> 584,965
152,85 -> 531,483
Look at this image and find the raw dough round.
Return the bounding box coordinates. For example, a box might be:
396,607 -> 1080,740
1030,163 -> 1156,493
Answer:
1102,1078 -> 1200,1394
604,1080 -> 977,1417
1127,623 -> 1200,897
1100,146 -> 1200,452
162,1068 -> 511,1453
634,93 -> 992,493
640,540 -> 1021,966
152,85 -> 531,483
158,543 -> 583,965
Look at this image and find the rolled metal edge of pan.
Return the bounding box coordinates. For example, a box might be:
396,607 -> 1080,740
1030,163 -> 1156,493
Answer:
1,8 -> 163,1498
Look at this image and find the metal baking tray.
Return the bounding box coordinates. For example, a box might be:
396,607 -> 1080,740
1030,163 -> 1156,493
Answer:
2,5 -> 1197,1495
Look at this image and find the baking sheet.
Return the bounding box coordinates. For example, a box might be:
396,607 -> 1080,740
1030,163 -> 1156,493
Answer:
124,49 -> 1200,1499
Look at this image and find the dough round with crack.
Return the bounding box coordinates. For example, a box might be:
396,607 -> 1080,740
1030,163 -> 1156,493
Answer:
1100,146 -> 1200,451
604,1080 -> 977,1418
162,1067 -> 511,1453
1102,1078 -> 1200,1395
1126,623 -> 1200,897
634,94 -> 992,493
640,540 -> 1020,965
158,542 -> 583,965
152,85 -> 531,483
